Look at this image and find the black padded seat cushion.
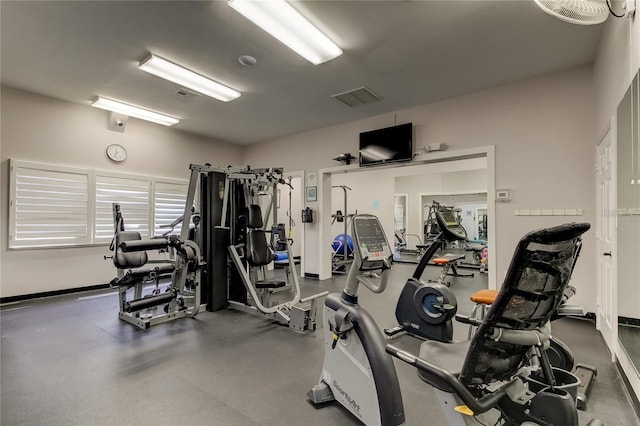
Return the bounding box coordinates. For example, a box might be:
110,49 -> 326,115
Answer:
255,279 -> 286,289
417,340 -> 470,392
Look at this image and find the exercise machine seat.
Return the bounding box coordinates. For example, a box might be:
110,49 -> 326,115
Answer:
418,340 -> 471,392
417,222 -> 590,388
245,204 -> 285,288
114,231 -> 148,269
255,280 -> 286,289
470,289 -> 498,305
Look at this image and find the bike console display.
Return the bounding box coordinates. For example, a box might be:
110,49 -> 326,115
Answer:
352,215 -> 392,270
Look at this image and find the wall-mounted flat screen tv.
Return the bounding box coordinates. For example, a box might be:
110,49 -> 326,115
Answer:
359,123 -> 413,167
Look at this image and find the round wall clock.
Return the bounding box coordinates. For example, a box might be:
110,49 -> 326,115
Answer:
106,144 -> 127,162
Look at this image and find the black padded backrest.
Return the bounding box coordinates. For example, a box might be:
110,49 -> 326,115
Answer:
245,204 -> 273,266
459,222 -> 590,386
248,230 -> 273,266
114,231 -> 148,269
247,204 -> 263,229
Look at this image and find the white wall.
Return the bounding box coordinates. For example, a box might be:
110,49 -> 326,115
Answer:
243,65 -> 597,312
0,86 -> 242,298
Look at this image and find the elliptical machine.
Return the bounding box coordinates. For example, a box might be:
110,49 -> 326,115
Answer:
307,214 -> 405,426
387,201 -> 468,342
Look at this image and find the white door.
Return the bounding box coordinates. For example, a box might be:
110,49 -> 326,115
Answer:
596,129 -> 617,359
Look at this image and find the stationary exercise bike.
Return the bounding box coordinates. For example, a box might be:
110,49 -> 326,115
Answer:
308,214 -> 405,426
387,201 -> 469,342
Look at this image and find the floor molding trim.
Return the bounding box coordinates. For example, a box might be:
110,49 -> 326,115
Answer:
1,284 -> 110,305
616,359 -> 640,419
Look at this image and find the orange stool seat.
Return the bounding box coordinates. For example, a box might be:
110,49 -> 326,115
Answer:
433,258 -> 450,265
469,289 -> 498,305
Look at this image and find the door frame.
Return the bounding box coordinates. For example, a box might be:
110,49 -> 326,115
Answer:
282,170 -> 305,277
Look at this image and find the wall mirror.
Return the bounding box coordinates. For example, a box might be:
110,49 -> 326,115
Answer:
617,70 -> 640,382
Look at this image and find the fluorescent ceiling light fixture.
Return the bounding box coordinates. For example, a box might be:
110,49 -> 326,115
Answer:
91,97 -> 179,126
139,55 -> 241,102
228,0 -> 343,65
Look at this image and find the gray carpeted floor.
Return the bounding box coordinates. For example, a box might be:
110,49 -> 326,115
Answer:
1,262 -> 638,425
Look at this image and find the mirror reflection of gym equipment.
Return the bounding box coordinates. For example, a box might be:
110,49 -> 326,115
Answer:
331,185 -> 356,275
396,200 -> 476,287
394,192 -> 489,279
615,71 -> 640,385
422,196 -> 489,268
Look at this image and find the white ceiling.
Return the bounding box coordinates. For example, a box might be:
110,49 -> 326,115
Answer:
1,1 -> 604,145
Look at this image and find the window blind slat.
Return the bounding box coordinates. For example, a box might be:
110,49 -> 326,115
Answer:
16,169 -> 86,181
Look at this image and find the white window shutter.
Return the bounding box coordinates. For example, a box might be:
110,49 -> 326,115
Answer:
10,163 -> 89,248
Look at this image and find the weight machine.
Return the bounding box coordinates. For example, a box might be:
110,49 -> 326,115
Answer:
107,182 -> 204,329
189,164 -> 327,332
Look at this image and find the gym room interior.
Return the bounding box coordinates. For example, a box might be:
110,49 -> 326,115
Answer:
1,1 -> 639,425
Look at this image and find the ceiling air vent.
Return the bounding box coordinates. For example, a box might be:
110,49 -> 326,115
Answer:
332,86 -> 382,107
173,88 -> 201,101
